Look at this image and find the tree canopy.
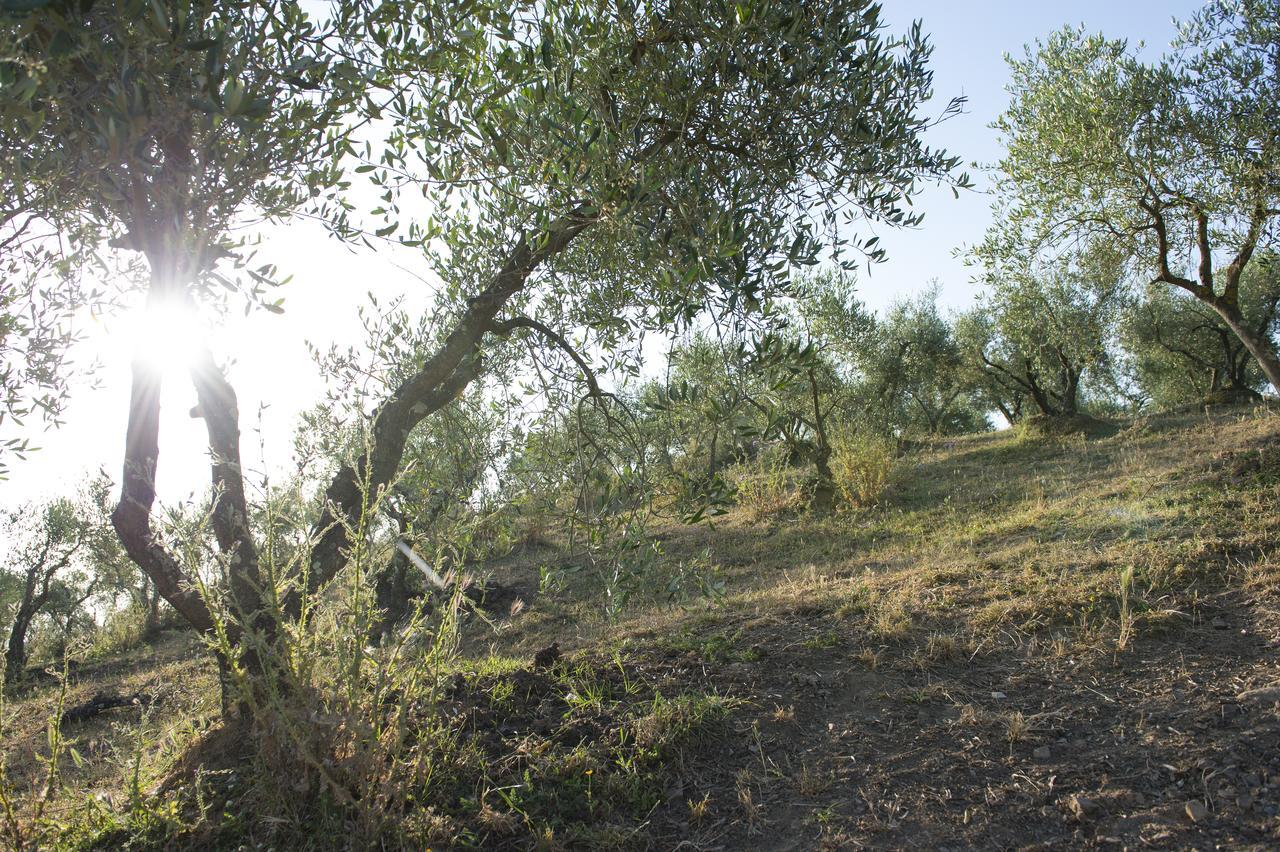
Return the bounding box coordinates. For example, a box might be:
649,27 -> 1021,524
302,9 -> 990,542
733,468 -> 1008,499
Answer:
991,2 -> 1280,392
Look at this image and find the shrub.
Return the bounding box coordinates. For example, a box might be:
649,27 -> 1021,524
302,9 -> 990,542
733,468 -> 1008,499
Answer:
830,431 -> 894,507
733,444 -> 798,521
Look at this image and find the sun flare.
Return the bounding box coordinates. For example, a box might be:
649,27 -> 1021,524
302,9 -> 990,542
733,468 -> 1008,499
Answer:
130,298 -> 210,377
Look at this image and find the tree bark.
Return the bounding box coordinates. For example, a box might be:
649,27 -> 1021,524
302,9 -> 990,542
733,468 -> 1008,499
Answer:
4,608 -> 34,684
1213,300 -> 1280,395
299,205 -> 598,605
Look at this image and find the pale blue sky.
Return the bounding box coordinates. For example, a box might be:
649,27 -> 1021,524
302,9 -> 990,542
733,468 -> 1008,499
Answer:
1,1 -> 1207,509
871,0 -> 1202,312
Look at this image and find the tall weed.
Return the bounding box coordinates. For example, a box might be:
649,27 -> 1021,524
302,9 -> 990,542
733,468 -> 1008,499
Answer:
830,431 -> 894,507
734,444 -> 797,521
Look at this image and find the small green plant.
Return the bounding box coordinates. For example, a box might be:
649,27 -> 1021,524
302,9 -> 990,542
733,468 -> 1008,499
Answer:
1117,564 -> 1137,651
658,549 -> 726,607
802,630 -> 840,650
0,652 -> 73,851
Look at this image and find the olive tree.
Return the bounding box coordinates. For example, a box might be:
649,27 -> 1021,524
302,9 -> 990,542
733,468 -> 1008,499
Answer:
992,3 -> 1280,394
1122,257 -> 1280,406
847,286 -> 984,435
2,499 -> 86,683
964,238 -> 1129,420
1,0 -> 368,683
1,474 -> 119,684
7,0 -> 967,706
297,0 -> 968,600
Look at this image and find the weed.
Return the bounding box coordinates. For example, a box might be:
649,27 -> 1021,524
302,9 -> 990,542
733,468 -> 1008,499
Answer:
1006,711 -> 1028,743
830,431 -> 895,507
735,769 -> 761,828
1117,564 -> 1137,652
855,648 -> 881,670
795,763 -> 833,796
687,792 -> 711,825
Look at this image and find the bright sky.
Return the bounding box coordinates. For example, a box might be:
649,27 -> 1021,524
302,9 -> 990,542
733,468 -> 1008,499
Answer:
1,0 -> 1203,512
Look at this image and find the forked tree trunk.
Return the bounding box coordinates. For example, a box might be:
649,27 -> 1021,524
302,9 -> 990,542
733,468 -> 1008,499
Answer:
112,257 -> 269,715
1214,300 -> 1280,396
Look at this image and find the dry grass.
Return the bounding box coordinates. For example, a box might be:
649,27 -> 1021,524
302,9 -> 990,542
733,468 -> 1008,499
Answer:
5,404 -> 1279,848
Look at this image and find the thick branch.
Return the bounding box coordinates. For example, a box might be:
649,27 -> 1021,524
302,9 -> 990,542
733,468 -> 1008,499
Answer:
1140,198 -> 1203,297
112,357 -> 215,633
303,204 -> 598,598
1195,208 -> 1214,295
1220,204 -> 1267,309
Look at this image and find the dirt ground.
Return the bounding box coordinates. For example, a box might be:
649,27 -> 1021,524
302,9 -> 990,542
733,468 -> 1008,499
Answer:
5,406 -> 1280,849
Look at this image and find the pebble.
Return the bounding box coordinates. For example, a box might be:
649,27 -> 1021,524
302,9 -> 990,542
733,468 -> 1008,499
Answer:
1071,795 -> 1098,820
1033,745 -> 1052,762
1185,800 -> 1208,822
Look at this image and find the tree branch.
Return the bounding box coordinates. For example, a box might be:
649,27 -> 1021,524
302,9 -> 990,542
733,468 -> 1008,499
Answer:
486,315 -> 603,398
1139,198 -> 1203,297
302,203 -> 599,600
1220,203 -> 1267,309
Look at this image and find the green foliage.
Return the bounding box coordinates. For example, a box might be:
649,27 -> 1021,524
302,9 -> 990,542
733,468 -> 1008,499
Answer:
835,284 -> 986,435
829,430 -> 895,508
964,237 -> 1130,419
359,0 -> 968,329
1122,258 -> 1280,407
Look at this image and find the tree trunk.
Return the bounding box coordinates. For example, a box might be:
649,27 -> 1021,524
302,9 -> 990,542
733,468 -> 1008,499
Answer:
370,548 -> 417,643
1214,300 -> 1280,396
4,608 -> 33,684
299,205 -> 597,606
810,445 -> 836,513
1060,369 -> 1080,417
188,346 -> 273,683
1025,380 -> 1056,417
707,430 -> 719,482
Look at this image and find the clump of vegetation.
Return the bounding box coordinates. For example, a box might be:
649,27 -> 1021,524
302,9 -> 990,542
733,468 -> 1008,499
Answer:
829,431 -> 896,508
733,446 -> 800,522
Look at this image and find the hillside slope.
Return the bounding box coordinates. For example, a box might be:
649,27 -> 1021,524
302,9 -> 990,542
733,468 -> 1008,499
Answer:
4,406 -> 1280,849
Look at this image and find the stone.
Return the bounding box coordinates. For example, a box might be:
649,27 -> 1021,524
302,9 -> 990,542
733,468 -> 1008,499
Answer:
1033,745 -> 1052,762
1185,800 -> 1209,822
1071,795 -> 1099,820
1237,685 -> 1280,706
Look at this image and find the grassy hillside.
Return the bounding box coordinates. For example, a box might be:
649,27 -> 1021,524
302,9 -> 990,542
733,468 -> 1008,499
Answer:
4,405 -> 1280,849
